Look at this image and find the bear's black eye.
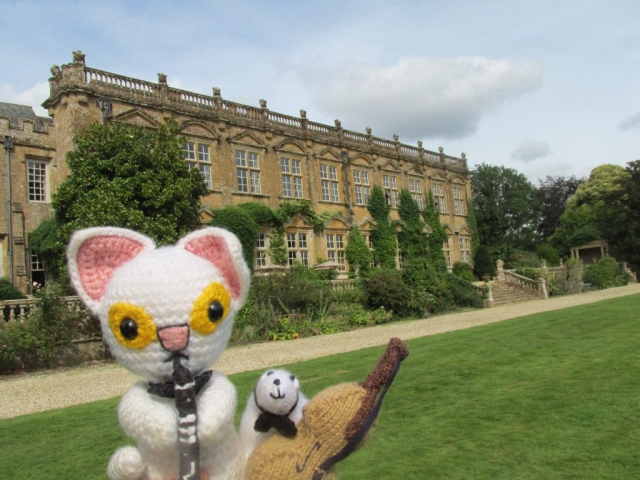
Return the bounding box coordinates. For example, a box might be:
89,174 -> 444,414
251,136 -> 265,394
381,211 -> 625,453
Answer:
267,371 -> 274,376
120,318 -> 138,340
290,375 -> 295,381
208,301 -> 224,322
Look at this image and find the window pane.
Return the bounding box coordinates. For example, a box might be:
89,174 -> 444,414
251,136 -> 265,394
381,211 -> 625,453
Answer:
293,177 -> 303,198
250,171 -> 261,193
248,152 -> 259,169
300,250 -> 308,266
281,157 -> 290,173
235,150 -> 246,167
199,164 -> 212,189
237,168 -> 248,192
384,175 -> 389,188
391,177 -> 397,189
256,234 -> 265,248
288,251 -> 297,266
292,160 -> 301,175
320,165 -> 328,179
355,186 -> 363,205
198,144 -> 210,162
336,235 -> 344,248
353,170 -> 360,184
287,233 -> 296,248
331,182 -> 340,203
28,161 -> 47,202
326,234 -> 334,249
329,166 -> 338,181
186,162 -> 196,171
183,142 -> 195,160
299,233 -> 307,248
362,171 -> 369,185
282,175 -> 292,197
364,187 -> 370,203
321,180 -> 330,201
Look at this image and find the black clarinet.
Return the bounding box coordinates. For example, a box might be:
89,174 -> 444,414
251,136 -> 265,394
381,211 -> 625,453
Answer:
173,356 -> 201,480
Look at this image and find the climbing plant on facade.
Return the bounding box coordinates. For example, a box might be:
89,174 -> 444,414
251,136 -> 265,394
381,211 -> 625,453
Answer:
210,206 -> 259,269
423,193 -> 447,270
367,186 -> 397,269
398,189 -> 428,261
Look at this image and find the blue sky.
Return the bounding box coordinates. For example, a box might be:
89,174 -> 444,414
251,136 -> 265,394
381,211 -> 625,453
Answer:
1,0 -> 638,182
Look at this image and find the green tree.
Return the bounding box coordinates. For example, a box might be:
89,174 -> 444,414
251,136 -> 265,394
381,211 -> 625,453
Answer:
473,245 -> 496,279
367,186 -> 397,269
606,160 -> 640,270
345,228 -> 371,276
536,175 -> 584,241
550,164 -> 630,257
470,163 -> 541,250
35,121 -> 208,281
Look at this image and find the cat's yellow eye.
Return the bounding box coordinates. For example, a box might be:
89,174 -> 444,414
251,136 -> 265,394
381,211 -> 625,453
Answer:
190,282 -> 231,335
108,303 -> 156,349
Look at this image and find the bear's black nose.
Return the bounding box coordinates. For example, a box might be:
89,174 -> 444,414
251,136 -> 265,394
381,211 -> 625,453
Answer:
274,378 -> 281,386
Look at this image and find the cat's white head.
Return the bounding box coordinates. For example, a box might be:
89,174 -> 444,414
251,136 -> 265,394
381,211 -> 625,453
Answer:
67,227 -> 250,383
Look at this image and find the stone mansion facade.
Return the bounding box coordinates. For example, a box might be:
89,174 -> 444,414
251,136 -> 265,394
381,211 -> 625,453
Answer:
1,51 -> 473,293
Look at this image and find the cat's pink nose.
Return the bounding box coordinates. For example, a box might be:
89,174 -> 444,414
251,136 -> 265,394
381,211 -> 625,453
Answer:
157,325 -> 189,352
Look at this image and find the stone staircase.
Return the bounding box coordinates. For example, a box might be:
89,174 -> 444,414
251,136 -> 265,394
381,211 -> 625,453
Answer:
490,281 -> 540,306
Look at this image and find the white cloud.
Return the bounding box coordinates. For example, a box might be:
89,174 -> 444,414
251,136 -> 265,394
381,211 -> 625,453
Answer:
618,112 -> 640,131
511,140 -> 552,162
313,56 -> 544,140
0,82 -> 49,116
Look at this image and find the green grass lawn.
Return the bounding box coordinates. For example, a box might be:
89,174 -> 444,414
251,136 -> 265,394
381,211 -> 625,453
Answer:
2,295 -> 640,479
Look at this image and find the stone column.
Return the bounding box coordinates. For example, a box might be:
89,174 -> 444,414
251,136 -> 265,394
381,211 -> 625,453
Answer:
538,277 -> 548,299
497,259 -> 504,281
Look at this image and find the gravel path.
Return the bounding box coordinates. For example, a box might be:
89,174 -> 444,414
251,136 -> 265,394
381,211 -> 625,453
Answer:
2,284 -> 639,420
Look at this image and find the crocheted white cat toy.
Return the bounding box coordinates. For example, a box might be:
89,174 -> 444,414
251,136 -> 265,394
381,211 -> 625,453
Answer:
239,369 -> 308,457
67,227 -> 250,480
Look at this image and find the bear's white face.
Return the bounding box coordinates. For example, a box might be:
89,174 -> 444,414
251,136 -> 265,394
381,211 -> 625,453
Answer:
67,227 -> 250,384
254,369 -> 301,415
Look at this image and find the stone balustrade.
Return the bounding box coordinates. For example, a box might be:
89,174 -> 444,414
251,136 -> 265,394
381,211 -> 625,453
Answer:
1,296 -> 88,323
48,61 -> 468,173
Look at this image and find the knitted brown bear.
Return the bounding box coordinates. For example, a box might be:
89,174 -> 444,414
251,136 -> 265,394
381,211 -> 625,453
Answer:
245,337 -> 409,480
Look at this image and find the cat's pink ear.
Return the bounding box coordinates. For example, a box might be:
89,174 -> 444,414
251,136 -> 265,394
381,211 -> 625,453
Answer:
177,227 -> 250,303
67,227 -> 156,313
